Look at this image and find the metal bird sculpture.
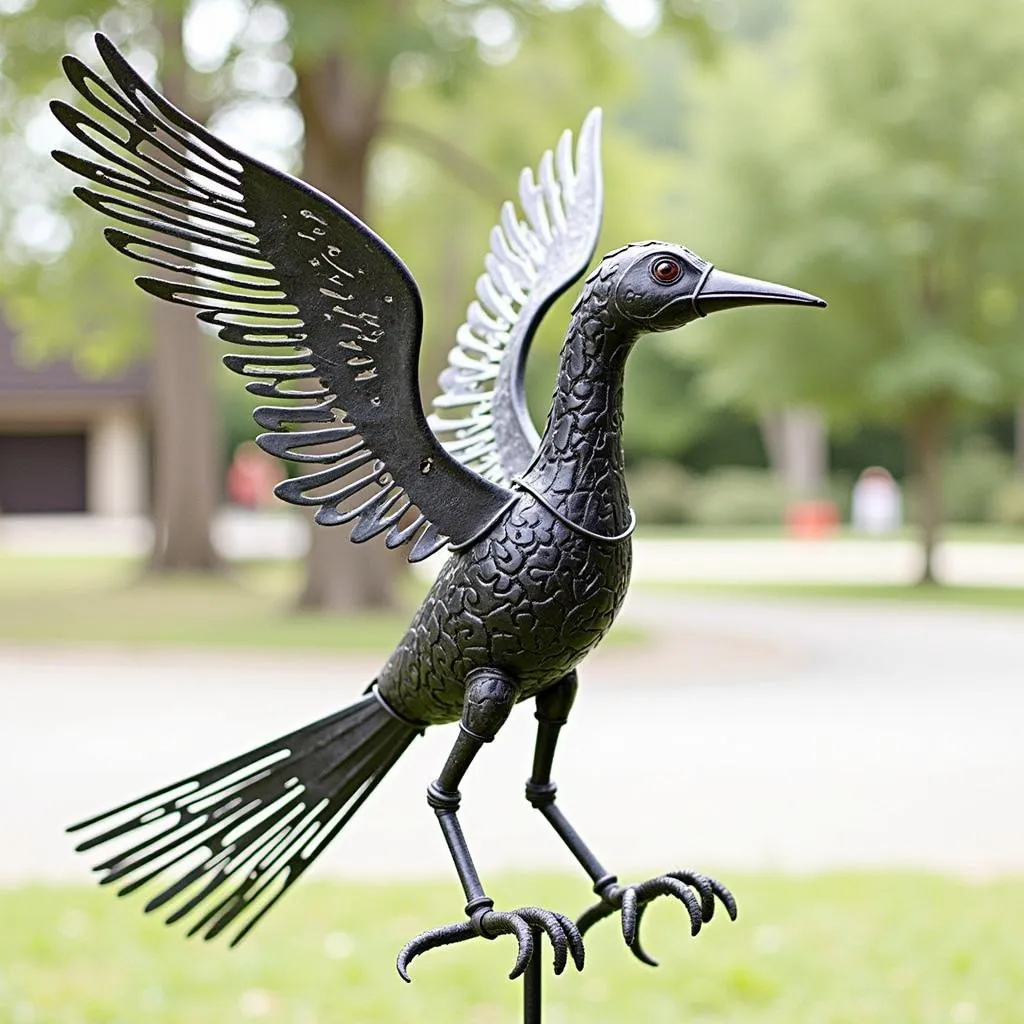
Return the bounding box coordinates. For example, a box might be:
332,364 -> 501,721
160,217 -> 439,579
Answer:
53,35 -> 825,982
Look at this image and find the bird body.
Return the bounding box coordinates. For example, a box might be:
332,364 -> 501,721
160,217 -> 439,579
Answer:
380,492 -> 632,724
52,35 -> 824,977
381,259 -> 635,724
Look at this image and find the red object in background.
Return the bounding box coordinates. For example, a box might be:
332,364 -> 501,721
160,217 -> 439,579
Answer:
227,441 -> 284,509
786,499 -> 840,538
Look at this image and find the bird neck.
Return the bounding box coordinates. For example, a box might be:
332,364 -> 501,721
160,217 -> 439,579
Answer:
521,265 -> 638,538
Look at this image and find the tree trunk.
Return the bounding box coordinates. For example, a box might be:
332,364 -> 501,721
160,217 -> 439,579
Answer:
908,398 -> 949,585
292,54 -> 405,611
760,407 -> 829,505
779,407 -> 828,499
147,13 -> 220,573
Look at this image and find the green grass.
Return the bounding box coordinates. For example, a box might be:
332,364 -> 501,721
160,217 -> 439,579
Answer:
0,555 -> 412,652
1,874 -> 1021,1022
0,554 -> 646,651
646,579 -> 1024,609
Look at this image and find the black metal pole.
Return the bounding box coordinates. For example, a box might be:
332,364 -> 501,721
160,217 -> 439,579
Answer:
523,929 -> 542,1024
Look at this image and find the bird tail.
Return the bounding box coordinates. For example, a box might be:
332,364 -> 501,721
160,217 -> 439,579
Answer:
68,688 -> 421,945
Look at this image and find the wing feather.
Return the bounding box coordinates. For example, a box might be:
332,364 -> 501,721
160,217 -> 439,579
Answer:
53,35 -> 514,560
428,109 -> 604,484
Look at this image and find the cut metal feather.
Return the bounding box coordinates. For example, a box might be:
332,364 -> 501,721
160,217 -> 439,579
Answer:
427,109 -> 604,484
52,34 -> 515,561
68,695 -> 419,945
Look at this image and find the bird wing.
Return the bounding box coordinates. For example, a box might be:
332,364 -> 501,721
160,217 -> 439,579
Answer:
51,34 -> 515,562
427,108 -> 603,484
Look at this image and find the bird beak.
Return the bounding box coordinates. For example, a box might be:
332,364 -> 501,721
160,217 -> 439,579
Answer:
693,267 -> 826,316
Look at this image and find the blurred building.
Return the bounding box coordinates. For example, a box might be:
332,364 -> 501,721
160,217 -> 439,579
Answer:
0,314 -> 149,515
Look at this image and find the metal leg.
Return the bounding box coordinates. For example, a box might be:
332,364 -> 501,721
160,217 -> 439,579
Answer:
396,668 -> 584,984
526,671 -> 738,966
428,668 -> 520,918
525,672 -> 616,890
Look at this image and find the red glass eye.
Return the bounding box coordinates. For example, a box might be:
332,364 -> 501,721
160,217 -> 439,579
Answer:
651,258 -> 682,284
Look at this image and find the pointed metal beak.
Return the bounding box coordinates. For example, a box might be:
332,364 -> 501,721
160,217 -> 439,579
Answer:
693,267 -> 826,317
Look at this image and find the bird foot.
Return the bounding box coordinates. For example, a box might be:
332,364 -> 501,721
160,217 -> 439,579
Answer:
577,870 -> 737,966
397,904 -> 585,982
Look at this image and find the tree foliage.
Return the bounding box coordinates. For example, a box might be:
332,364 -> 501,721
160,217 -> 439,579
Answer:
0,0 -> 717,599
677,0 -> 1024,576
682,0 -> 1024,420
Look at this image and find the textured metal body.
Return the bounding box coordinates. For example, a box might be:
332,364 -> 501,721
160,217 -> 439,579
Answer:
382,265 -> 635,724
54,35 -> 825,1015
380,493 -> 631,723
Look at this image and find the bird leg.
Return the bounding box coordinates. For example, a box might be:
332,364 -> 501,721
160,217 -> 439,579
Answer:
525,671 -> 737,966
397,667 -> 584,983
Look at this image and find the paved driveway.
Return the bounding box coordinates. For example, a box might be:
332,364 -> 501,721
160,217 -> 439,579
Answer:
3,591 -> 1022,886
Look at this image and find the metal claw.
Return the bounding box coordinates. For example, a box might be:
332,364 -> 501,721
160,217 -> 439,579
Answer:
620,887 -> 638,946
552,911 -> 586,971
577,868 -> 736,961
484,907 -> 584,977
396,920 -> 476,982
628,902 -> 659,967
634,876 -> 703,936
710,877 -> 739,921
522,908 -> 568,975
480,911 -> 535,979
668,870 -> 716,922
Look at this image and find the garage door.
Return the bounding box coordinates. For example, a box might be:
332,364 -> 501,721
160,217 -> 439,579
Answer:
0,433 -> 87,513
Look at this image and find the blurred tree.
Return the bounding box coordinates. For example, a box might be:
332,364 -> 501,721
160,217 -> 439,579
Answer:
0,3 -> 222,571
0,0 -> 714,606
284,0 -> 714,609
683,0 -> 1024,580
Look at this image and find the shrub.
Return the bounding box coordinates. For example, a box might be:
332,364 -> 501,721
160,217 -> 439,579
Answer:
626,460 -> 695,525
691,467 -> 786,526
992,478 -> 1024,527
940,437 -> 1013,523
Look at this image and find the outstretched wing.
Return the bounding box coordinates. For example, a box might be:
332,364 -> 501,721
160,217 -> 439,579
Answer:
427,109 -> 603,484
52,34 -> 514,561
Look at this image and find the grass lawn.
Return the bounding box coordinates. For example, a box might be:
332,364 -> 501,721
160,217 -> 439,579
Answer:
646,580 -> 1024,609
1,873 -> 1021,1023
0,554 -> 646,651
0,555 -> 413,652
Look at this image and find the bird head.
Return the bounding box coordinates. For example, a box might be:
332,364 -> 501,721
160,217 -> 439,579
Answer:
608,241 -> 825,333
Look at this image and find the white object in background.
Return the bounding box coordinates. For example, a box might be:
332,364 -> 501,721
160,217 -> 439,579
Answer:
851,466 -> 903,534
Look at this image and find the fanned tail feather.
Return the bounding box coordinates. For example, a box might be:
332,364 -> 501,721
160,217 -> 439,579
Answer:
68,692 -> 420,945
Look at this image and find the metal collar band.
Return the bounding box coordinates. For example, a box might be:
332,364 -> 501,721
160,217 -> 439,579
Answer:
691,262 -> 715,318
511,477 -> 636,544
369,682 -> 427,733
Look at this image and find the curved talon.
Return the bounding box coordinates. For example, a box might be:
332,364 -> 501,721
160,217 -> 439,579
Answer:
620,887 -> 638,946
480,911 -> 535,979
396,920 -> 476,982
628,902 -> 659,967
478,906 -> 584,979
711,877 -> 738,920
520,908 -> 567,975
668,870 -> 738,922
635,876 -> 703,936
668,870 -> 716,922
576,869 -> 737,962
552,910 -> 586,971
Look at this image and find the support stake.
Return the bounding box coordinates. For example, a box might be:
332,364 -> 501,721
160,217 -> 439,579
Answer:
523,929 -> 542,1023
